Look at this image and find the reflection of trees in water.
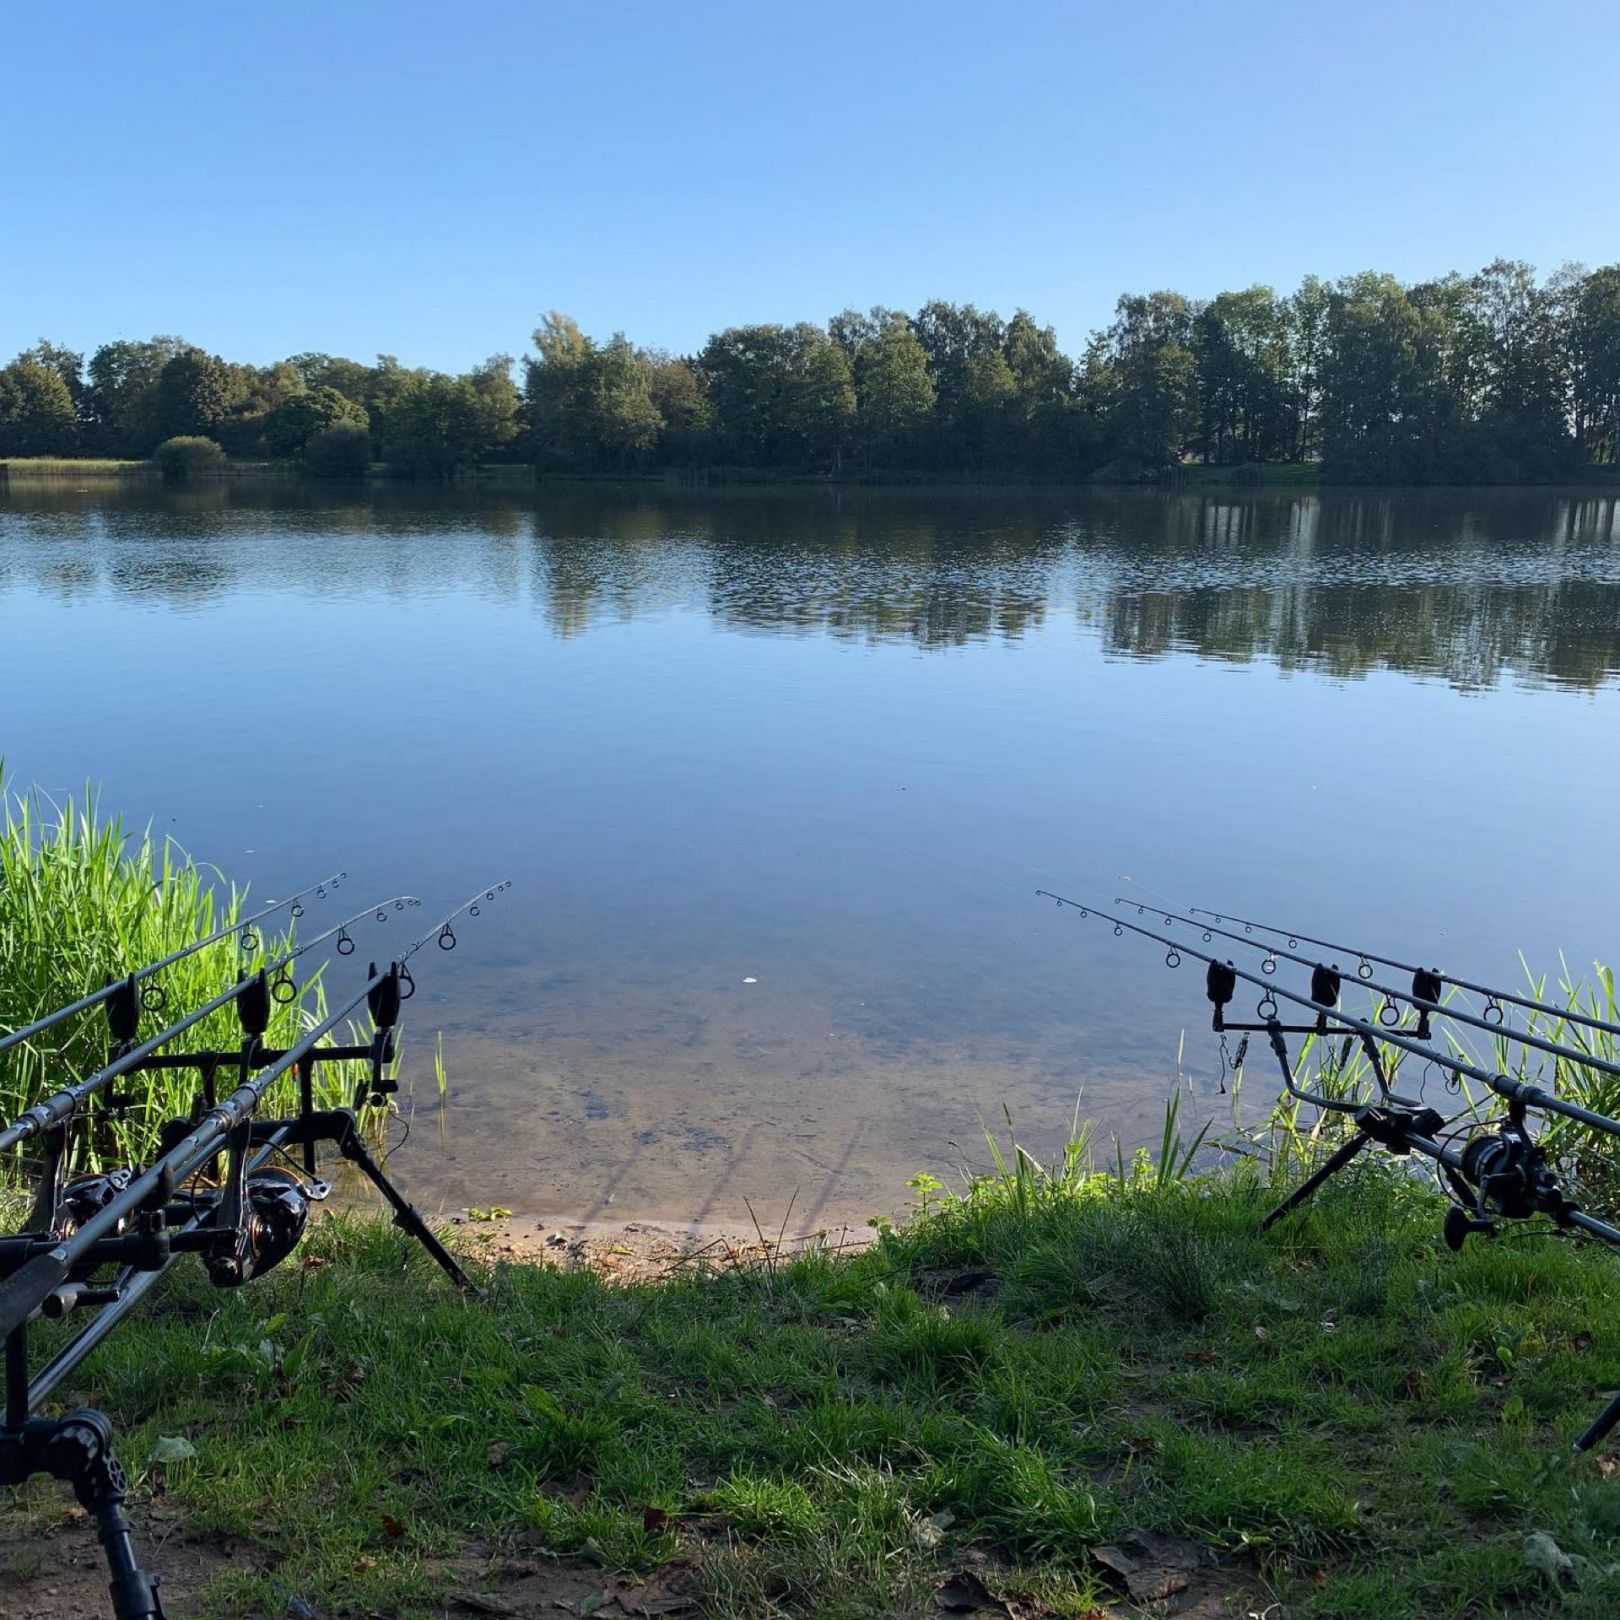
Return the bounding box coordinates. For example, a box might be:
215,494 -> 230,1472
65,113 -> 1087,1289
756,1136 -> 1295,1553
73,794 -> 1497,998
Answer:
1086,492 -> 1620,689
3,484 -> 1617,686
528,489 -> 1062,649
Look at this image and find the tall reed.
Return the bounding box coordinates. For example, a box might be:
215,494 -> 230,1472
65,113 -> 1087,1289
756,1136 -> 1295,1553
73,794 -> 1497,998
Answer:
0,781 -> 347,1172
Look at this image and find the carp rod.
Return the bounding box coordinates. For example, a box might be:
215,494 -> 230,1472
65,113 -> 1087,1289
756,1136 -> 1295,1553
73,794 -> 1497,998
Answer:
0,960 -> 396,1339
0,883 -> 510,1620
1042,889 -> 1620,1453
1186,903 -> 1620,1042
0,866 -> 349,1057
1116,900 -> 1620,1085
0,894 -> 421,1157
0,882 -> 510,1334
1036,890 -> 1620,1141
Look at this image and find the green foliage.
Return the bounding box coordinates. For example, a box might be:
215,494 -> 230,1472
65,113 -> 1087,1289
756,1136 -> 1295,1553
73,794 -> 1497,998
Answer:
0,781 -> 346,1163
151,349 -> 240,443
377,357 -> 520,478
264,384 -> 368,455
302,420 -> 372,477
18,255 -> 1620,480
151,434 -> 224,479
526,314 -> 663,471
0,357 -> 79,455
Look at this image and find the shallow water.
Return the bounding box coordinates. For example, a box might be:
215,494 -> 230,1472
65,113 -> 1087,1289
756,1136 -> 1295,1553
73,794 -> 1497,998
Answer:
3,481 -> 1618,1227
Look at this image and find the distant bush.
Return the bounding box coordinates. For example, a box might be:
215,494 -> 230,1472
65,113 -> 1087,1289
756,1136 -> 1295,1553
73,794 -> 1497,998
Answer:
303,422 -> 372,479
153,435 -> 225,480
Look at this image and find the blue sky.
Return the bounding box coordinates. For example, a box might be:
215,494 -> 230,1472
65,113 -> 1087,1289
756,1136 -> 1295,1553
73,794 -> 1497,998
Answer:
4,0 -> 1617,373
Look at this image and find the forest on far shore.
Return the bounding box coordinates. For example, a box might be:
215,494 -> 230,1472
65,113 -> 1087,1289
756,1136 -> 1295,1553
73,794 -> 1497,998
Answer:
2,258 -> 1618,484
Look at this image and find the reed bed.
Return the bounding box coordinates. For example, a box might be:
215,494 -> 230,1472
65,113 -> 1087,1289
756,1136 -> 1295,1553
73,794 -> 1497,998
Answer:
0,781 -> 349,1173
0,457 -> 154,479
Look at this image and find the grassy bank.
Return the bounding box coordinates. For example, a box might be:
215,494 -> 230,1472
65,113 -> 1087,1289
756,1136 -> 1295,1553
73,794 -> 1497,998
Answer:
0,456 -> 155,479
4,1157 -> 1618,1619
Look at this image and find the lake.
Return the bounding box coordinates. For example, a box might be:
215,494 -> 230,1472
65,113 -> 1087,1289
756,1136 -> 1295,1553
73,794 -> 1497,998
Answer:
2,480 -> 1618,1231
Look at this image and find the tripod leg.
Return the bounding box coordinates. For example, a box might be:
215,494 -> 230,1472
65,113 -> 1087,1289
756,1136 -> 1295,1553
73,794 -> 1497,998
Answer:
43,1410 -> 165,1619
1573,1388 -> 1620,1454
339,1124 -> 477,1292
1261,1132 -> 1371,1230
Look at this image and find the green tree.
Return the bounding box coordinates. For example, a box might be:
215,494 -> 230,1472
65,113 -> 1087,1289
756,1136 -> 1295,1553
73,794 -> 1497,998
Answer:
648,353 -> 710,463
851,311 -> 935,467
697,323 -> 851,470
382,365 -> 515,478
151,349 -> 241,445
911,301 -> 1007,467
1195,286 -> 1290,464
303,422 -> 372,478
1462,258 -> 1573,478
525,316 -> 662,470
1085,291 -> 1199,473
0,358 -> 79,455
83,336 -> 186,454
1569,265 -> 1620,462
264,385 -> 368,456
16,341 -> 85,410
1284,276 -> 1331,459
1319,273 -> 1423,480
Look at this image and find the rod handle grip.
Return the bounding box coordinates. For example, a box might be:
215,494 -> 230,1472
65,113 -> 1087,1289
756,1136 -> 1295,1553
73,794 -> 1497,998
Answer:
0,1249 -> 72,1338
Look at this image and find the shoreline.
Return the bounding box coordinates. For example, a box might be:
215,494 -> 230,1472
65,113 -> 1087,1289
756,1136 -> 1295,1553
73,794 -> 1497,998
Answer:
6,456 -> 1619,493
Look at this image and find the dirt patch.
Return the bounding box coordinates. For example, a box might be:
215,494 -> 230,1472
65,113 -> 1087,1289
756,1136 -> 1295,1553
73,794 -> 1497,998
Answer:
447,1212 -> 870,1283
441,1549 -> 705,1618
0,1508 -> 258,1620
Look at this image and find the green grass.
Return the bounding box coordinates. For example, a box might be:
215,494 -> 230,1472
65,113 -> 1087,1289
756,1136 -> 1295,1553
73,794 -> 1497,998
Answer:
6,1158 -> 1619,1619
0,781 -> 358,1168
0,457 -> 153,477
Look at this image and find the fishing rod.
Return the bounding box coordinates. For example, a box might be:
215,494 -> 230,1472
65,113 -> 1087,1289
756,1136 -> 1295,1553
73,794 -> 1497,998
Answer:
1116,900 -> 1620,1085
0,965 -> 392,1340
1037,891 -> 1620,1140
1042,887 -> 1620,1452
0,880 -> 510,1619
1187,904 -> 1620,1042
0,866 -> 348,1057
399,881 -> 511,964
1,885 -> 507,1347
0,895 -> 420,1157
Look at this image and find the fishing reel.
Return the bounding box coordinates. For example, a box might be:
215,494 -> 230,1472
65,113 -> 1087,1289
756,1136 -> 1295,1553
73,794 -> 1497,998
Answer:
203,1168 -> 312,1287
50,1170 -> 137,1243
1443,1119 -> 1567,1250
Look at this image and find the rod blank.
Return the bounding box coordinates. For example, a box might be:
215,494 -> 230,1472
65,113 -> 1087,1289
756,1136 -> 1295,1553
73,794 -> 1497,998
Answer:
1188,904 -> 1620,1041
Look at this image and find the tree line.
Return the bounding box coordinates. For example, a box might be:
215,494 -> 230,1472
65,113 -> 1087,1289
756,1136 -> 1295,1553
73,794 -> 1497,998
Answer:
3,258 -> 1618,482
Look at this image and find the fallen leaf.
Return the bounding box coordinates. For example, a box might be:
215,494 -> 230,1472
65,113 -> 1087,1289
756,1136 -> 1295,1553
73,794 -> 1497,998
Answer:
148,1435 -> 197,1464
1182,1349 -> 1218,1364
380,1513 -> 407,1540
1594,1452 -> 1619,1479
1091,1530 -> 1208,1603
936,1569 -> 1005,1612
642,1505 -> 670,1531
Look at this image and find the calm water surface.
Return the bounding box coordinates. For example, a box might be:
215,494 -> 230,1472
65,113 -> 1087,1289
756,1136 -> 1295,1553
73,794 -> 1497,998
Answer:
3,482 -> 1618,1227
